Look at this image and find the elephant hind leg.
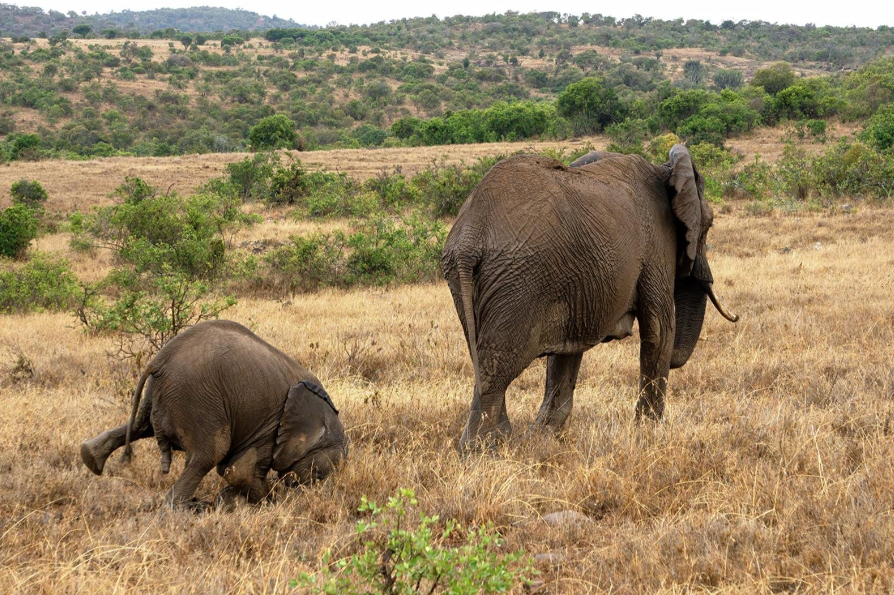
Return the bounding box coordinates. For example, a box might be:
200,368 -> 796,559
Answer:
535,353 -> 583,431
459,349 -> 531,451
81,419 -> 153,476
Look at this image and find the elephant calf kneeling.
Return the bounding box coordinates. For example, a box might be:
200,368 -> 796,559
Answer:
80,320 -> 347,510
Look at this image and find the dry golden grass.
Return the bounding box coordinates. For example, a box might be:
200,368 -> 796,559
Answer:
0,137 -> 607,212
2,203 -> 894,593
0,125 -> 856,215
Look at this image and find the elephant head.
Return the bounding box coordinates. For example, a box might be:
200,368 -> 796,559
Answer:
666,144 -> 739,368
272,381 -> 347,484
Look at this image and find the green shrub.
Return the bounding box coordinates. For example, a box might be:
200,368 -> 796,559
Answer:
264,212 -> 446,292
363,169 -> 420,208
264,233 -> 346,292
351,123 -> 390,147
5,134 -> 42,161
0,205 -> 38,259
686,143 -> 742,202
295,488 -> 535,595
9,179 -> 48,208
604,119 -> 649,155
0,254 -> 79,313
860,104 -> 894,151
248,114 -> 299,150
774,143 -> 815,199
751,62 -> 796,95
71,178 -> 245,278
556,77 -> 626,134
713,69 -> 744,90
722,157 -> 774,199
78,265 -> 236,358
412,156 -> 500,217
224,153 -> 277,202
792,119 -> 828,142
72,177 -> 248,359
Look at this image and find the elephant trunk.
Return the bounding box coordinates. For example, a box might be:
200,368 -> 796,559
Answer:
670,251 -> 739,368
670,276 -> 707,369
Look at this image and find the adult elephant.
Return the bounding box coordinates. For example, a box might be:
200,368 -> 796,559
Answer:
442,145 -> 739,449
80,320 -> 347,509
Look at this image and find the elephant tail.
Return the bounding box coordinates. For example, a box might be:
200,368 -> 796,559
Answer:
456,259 -> 481,396
122,365 -> 152,463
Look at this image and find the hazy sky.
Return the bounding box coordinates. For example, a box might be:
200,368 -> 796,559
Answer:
22,0 -> 894,29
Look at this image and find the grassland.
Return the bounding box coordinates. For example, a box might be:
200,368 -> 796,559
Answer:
2,141 -> 894,593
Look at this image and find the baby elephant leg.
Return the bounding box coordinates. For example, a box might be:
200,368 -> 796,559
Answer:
81,421 -> 153,475
217,448 -> 270,511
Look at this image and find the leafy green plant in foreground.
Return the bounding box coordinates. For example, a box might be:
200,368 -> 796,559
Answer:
295,488 -> 535,595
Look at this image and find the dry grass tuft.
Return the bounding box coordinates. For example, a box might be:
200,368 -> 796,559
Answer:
2,206 -> 894,592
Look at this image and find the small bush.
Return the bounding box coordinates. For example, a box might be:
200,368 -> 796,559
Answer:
10,179 -> 48,208
295,489 -> 535,595
0,205 -> 39,259
860,104 -> 894,151
223,153 -> 277,202
363,169 -> 420,209
248,114 -> 299,150
264,212 -> 446,293
413,156 -> 500,217
0,254 -> 79,313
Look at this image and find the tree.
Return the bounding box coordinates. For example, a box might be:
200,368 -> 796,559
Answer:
859,104 -> 894,151
10,179 -> 48,209
713,69 -> 744,90
248,114 -> 298,150
180,35 -> 193,49
683,60 -> 706,86
72,24 -> 92,38
751,62 -> 796,95
0,205 -> 38,259
556,77 -> 627,134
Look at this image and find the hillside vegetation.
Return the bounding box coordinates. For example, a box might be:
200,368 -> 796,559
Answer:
0,4 -> 303,36
0,11 -> 893,160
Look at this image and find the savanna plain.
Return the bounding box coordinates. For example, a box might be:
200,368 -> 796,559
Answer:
2,143 -> 894,594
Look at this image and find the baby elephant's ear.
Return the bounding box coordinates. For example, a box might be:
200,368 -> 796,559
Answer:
272,381 -> 333,473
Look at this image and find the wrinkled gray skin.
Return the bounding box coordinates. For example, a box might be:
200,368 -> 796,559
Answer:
80,320 -> 346,510
442,145 -> 739,449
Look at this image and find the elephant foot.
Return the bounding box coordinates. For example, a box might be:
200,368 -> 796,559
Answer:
164,495 -> 213,513
215,487 -> 240,512
531,413 -> 572,434
634,398 -> 664,422
80,435 -> 114,475
458,425 -> 511,455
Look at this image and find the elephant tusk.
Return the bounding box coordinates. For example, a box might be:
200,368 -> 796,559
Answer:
703,282 -> 740,322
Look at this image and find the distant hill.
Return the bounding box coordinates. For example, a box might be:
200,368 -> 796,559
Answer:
0,4 -> 306,36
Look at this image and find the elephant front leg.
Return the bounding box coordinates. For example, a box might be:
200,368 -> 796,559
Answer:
534,353 -> 583,431
635,309 -> 673,421
217,448 -> 271,510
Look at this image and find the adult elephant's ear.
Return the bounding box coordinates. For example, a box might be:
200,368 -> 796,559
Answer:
272,381 -> 339,473
668,144 -> 704,276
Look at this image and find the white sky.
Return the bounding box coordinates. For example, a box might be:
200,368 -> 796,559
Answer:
18,0 -> 894,29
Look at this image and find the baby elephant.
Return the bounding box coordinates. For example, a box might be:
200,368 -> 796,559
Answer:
80,320 -> 346,509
